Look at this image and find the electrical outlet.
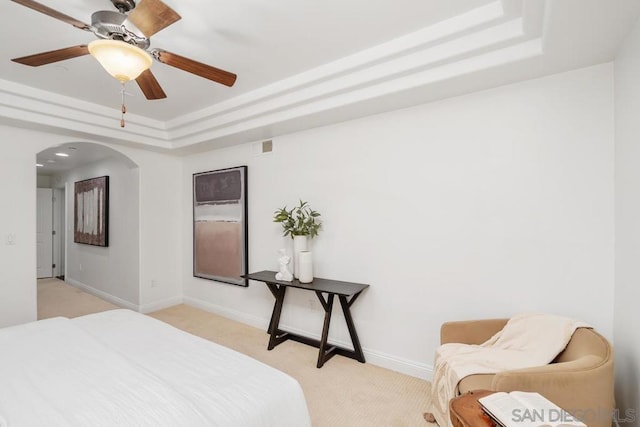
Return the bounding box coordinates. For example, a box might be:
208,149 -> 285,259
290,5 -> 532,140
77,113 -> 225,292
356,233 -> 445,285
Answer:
151,279 -> 158,288
79,263 -> 82,271
307,298 -> 315,309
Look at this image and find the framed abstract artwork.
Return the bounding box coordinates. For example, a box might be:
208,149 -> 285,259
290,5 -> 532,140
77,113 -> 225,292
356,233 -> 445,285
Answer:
74,176 -> 109,247
193,166 -> 248,286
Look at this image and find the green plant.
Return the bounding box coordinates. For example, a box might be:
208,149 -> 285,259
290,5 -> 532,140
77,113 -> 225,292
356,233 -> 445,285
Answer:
273,200 -> 321,238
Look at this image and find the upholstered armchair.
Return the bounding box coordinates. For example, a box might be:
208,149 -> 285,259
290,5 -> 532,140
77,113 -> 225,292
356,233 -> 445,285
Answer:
440,319 -> 615,427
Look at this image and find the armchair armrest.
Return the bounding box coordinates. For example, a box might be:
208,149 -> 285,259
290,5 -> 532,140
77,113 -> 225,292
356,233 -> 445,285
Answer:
491,357 -> 615,427
440,319 -> 508,345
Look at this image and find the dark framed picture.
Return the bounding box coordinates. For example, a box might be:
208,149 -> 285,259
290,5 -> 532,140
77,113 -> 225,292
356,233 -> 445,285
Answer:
74,176 -> 109,247
193,166 -> 248,286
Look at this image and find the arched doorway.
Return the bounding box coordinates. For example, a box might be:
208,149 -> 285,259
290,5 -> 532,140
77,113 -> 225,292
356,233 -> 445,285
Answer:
36,142 -> 140,313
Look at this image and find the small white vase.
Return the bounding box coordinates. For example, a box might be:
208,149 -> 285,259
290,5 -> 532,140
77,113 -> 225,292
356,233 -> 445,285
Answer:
292,235 -> 308,279
298,251 -> 313,283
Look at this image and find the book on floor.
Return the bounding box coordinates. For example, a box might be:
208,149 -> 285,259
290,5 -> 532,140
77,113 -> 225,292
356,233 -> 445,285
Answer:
478,391 -> 586,427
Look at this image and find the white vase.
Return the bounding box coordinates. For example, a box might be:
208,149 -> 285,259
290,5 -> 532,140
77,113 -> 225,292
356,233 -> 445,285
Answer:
298,251 -> 313,283
292,235 -> 308,279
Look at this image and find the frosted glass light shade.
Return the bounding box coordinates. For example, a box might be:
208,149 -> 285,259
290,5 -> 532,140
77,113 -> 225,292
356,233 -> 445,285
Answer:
88,40 -> 152,82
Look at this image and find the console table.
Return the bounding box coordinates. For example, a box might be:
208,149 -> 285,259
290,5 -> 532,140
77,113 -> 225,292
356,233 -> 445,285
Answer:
242,270 -> 369,368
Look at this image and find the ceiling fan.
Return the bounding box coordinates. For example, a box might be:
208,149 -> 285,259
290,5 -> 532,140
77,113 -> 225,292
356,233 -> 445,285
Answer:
10,0 -> 237,101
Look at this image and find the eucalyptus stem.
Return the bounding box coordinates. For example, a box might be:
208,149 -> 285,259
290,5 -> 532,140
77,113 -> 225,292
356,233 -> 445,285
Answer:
273,200 -> 322,238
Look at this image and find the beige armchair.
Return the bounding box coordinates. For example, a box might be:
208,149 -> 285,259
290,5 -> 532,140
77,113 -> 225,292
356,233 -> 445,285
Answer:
441,319 -> 615,427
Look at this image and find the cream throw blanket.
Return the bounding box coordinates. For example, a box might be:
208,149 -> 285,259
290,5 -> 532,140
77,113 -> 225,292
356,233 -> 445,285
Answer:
428,313 -> 590,427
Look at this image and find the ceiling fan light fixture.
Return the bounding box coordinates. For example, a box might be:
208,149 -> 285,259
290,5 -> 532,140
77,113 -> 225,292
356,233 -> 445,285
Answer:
88,39 -> 152,83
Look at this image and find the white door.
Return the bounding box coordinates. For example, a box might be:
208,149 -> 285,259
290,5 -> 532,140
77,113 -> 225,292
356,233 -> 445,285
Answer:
36,188 -> 53,279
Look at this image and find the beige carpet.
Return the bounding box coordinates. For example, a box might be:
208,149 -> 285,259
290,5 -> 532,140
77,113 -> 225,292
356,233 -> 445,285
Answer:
38,278 -> 433,426
38,278 -> 119,319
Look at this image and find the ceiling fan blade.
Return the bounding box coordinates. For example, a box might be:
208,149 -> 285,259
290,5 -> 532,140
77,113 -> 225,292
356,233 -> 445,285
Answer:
128,0 -> 181,37
136,69 -> 167,100
153,50 -> 237,87
11,0 -> 91,31
12,45 -> 89,67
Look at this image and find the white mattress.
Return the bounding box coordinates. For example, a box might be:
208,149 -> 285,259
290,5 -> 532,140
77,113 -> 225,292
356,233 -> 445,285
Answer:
0,309 -> 311,427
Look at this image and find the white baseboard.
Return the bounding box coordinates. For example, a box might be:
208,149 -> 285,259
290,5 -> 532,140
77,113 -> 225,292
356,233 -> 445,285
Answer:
183,296 -> 269,330
275,320 -> 434,380
65,278 -> 138,311
183,295 -> 433,380
139,296 -> 184,314
365,349 -> 433,381
66,279 -> 183,314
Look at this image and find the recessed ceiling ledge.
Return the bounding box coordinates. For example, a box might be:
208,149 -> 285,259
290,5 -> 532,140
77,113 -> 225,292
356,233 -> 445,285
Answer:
166,18 -> 530,142
165,1 -> 510,131
169,38 -> 544,150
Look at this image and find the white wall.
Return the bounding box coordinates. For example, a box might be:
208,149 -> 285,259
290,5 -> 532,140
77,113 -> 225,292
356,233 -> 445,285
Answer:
0,125 -> 68,327
36,175 -> 51,188
54,144 -> 184,312
614,17 -> 640,427
181,63 -> 615,378
131,148 -> 183,312
0,128 -> 183,325
58,158 -> 140,306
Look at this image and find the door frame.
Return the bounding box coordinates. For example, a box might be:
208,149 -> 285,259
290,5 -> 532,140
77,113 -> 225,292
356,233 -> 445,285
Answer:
52,187 -> 65,279
36,188 -> 53,279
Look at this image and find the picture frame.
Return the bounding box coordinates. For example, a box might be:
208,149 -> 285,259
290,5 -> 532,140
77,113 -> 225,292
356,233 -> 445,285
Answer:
193,166 -> 248,286
74,176 -> 109,247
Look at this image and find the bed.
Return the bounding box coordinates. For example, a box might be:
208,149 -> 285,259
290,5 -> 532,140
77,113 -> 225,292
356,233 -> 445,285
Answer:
0,309 -> 311,427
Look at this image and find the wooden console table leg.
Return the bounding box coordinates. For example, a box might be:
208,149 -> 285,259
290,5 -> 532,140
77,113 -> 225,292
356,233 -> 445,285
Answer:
268,285 -> 287,350
339,293 -> 365,363
316,292 -> 334,368
265,283 -> 279,334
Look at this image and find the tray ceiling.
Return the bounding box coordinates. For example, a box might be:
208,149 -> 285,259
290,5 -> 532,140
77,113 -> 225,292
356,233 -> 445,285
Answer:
2,0 -> 639,153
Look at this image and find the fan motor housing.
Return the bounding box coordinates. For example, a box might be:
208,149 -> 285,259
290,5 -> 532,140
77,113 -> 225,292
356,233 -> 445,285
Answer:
91,10 -> 149,49
111,0 -> 136,13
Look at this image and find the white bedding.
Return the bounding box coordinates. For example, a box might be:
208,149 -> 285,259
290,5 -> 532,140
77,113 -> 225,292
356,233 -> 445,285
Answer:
0,309 -> 311,427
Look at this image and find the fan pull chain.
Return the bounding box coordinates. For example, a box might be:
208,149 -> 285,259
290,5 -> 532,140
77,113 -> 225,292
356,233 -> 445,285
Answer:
120,83 -> 127,128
